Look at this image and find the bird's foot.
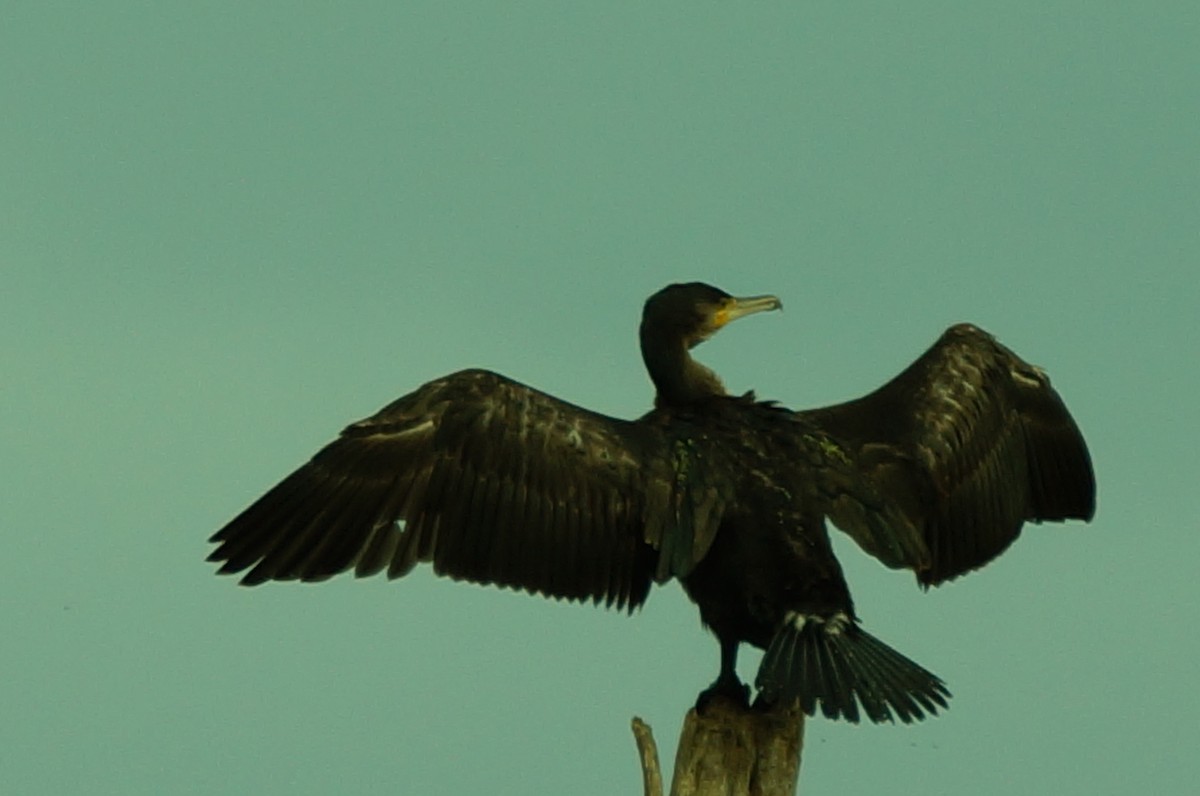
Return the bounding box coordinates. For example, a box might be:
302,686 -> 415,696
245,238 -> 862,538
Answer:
694,675 -> 751,714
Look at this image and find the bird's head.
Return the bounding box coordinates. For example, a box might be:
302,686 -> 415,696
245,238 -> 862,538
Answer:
639,283 -> 782,407
641,282 -> 782,350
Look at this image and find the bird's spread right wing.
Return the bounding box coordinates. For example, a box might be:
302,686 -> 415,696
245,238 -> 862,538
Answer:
799,325 -> 1095,586
208,369 -> 682,610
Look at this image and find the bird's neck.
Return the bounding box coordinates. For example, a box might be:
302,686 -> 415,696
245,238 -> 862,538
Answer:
640,332 -> 727,408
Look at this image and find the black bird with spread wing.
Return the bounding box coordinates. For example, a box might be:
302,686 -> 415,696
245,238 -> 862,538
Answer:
209,282 -> 1095,723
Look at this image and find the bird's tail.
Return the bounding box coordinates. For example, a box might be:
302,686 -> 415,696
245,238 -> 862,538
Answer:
754,612 -> 951,723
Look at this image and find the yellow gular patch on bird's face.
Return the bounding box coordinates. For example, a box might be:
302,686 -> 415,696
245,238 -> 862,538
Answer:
711,301 -> 735,330
686,302 -> 729,347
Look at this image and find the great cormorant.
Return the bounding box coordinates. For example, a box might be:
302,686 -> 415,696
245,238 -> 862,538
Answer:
208,282 -> 1095,723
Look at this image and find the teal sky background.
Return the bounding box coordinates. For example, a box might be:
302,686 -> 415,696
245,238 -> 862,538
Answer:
3,3 -> 1197,794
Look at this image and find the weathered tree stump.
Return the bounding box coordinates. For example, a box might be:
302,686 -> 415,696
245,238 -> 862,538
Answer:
632,699 -> 804,796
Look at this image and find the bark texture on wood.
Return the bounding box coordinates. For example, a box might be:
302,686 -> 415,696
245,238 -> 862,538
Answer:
632,698 -> 804,796
632,717 -> 665,796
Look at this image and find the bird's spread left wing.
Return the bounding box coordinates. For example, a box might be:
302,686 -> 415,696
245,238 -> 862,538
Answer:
799,324 -> 1095,586
208,369 -> 680,610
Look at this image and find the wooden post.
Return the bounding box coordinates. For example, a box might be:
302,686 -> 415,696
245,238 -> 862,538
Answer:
632,698 -> 804,796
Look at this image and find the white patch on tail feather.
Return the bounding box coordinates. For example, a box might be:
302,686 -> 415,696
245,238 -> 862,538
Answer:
786,610 -> 850,635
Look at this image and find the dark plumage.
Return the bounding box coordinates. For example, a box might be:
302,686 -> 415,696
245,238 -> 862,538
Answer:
209,282 -> 1095,723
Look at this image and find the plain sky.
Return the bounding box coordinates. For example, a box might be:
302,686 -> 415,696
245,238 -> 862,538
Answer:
3,3 -> 1197,794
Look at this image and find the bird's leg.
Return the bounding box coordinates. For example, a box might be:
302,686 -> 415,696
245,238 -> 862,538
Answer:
695,638 -> 750,712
